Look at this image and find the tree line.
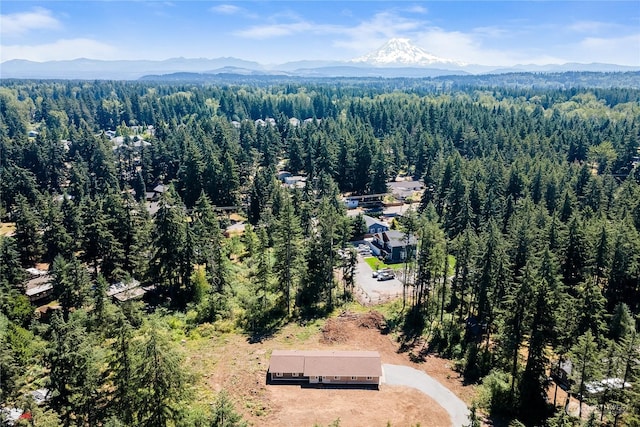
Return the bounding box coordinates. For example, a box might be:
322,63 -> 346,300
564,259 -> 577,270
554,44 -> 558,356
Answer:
1,77 -> 639,426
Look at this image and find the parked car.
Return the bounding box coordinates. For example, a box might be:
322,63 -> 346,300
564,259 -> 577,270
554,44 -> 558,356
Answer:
377,272 -> 394,281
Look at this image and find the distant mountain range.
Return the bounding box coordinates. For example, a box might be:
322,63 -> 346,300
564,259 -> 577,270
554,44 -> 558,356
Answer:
1,38 -> 638,80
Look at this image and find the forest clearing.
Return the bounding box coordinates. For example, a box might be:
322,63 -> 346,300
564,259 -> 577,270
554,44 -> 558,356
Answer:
186,309 -> 474,426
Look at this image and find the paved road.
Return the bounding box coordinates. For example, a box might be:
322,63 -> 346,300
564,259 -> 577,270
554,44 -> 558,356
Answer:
382,364 -> 470,427
354,255 -> 405,305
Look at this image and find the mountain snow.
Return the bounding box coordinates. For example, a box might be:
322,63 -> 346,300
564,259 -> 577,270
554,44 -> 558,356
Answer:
352,38 -> 466,67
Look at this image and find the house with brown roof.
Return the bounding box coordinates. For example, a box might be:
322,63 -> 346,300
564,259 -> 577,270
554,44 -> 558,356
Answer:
268,350 -> 381,387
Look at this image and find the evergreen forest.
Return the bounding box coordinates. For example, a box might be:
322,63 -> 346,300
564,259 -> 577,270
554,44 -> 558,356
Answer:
1,74 -> 639,426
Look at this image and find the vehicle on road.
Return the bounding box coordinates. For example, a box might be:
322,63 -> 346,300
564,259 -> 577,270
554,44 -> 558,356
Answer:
377,271 -> 395,281
373,268 -> 394,279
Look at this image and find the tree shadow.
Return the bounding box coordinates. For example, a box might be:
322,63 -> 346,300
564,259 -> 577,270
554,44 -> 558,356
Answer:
245,315 -> 286,344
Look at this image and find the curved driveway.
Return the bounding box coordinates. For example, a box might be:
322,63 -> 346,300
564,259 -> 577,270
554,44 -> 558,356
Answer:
383,364 -> 470,427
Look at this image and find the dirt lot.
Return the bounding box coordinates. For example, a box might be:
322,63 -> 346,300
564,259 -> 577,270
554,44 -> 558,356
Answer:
186,310 -> 475,427
0,222 -> 16,237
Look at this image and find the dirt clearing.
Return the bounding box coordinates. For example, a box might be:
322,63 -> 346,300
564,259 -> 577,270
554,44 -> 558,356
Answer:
187,310 -> 475,426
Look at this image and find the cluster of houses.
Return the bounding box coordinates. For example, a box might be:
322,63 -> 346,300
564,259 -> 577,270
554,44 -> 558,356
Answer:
231,117 -> 321,129
1,389 -> 50,425
22,265 -> 148,319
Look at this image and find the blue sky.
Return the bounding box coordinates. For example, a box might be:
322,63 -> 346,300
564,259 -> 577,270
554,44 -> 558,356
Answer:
1,1 -> 639,66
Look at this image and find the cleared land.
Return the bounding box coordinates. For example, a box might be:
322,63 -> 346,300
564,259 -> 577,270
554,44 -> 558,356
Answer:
185,310 -> 475,427
0,222 -> 15,237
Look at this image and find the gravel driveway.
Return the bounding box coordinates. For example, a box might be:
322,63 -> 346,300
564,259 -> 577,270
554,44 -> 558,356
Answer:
382,364 -> 470,427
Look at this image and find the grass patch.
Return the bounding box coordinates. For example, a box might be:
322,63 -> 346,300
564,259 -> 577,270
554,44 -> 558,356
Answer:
294,319 -> 322,341
363,257 -> 405,271
447,254 -> 456,276
364,255 -> 455,275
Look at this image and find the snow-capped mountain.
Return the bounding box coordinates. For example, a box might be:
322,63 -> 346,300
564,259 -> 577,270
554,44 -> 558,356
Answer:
352,38 -> 466,67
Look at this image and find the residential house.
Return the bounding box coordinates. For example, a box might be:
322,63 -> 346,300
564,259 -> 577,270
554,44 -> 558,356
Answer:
371,230 -> 416,263
255,118 -> 276,127
289,117 -> 300,127
363,215 -> 389,235
268,350 -> 381,387
152,184 -> 167,199
25,275 -> 53,303
344,197 -> 359,209
551,358 -> 573,388
107,279 -> 149,302
388,180 -> 424,202
277,171 -> 293,182
284,175 -> 306,188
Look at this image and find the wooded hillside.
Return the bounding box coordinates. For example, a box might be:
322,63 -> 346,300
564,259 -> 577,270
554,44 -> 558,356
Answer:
1,75 -> 639,426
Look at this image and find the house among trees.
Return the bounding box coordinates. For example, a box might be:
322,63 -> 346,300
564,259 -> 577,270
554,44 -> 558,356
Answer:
24,274 -> 54,303
107,279 -> 148,302
387,180 -> 424,202
551,358 -> 573,388
283,175 -> 306,189
371,230 -> 416,263
362,215 -> 389,235
268,350 -> 381,387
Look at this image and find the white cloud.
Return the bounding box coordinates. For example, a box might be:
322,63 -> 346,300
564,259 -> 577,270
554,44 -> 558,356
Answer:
574,33 -> 640,65
211,4 -> 242,15
413,27 -> 571,66
234,10 -> 420,45
0,7 -> 61,36
333,12 -> 424,52
405,5 -> 428,15
235,19 -> 342,39
0,38 -> 119,62
568,20 -> 615,34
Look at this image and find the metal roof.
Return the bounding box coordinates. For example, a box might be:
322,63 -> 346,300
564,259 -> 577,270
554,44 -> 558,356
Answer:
269,350 -> 382,377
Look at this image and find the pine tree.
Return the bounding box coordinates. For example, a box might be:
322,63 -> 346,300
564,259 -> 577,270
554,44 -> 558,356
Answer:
42,198 -> 73,262
46,311 -> 95,426
0,237 -> 25,288
210,391 -> 248,427
135,320 -> 192,427
413,218 -> 446,315
273,196 -> 303,317
51,254 -> 90,321
519,279 -> 555,422
13,194 -> 43,266
570,330 -> 601,419
108,312 -> 136,424
562,215 -> 589,289
149,185 -> 188,304
81,197 -> 122,277
499,263 -> 534,403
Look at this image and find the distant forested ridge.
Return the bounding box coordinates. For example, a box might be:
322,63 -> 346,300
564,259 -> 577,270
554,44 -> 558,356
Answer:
0,73 -> 639,426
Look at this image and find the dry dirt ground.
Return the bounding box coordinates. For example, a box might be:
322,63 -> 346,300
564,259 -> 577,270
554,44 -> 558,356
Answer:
186,310 -> 475,427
